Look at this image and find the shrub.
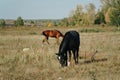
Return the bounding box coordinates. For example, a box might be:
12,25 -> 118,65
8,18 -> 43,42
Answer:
14,16 -> 24,26
0,19 -> 6,27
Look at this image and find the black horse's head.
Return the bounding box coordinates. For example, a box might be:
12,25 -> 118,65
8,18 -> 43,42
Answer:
56,53 -> 66,67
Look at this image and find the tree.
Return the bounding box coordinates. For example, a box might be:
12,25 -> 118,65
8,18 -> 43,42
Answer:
0,19 -> 6,27
15,16 -> 24,26
109,8 -> 120,26
94,10 -> 105,24
60,18 -> 69,26
73,4 -> 83,26
85,3 -> 96,25
100,0 -> 120,26
109,0 -> 120,26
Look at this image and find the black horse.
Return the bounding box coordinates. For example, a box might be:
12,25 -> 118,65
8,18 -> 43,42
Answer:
56,30 -> 80,67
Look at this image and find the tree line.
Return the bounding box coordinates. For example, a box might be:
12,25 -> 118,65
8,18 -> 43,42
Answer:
0,16 -> 24,27
0,0 -> 120,27
59,0 -> 120,27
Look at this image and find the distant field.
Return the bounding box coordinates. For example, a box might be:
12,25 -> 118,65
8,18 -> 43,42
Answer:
0,26 -> 120,80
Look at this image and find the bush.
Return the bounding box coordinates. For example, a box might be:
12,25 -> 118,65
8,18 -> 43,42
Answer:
14,16 -> 24,26
0,19 -> 6,27
80,28 -> 104,33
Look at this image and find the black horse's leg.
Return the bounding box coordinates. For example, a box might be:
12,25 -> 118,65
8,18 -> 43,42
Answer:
76,48 -> 79,64
64,52 -> 68,66
68,50 -> 71,66
72,50 -> 78,64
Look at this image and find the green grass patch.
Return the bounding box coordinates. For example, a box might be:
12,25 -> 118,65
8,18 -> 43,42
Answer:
29,32 -> 38,35
80,28 -> 105,33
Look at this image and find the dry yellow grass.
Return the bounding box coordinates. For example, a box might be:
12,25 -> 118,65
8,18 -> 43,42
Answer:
0,27 -> 120,80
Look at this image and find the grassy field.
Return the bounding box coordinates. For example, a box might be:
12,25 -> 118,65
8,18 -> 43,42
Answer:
0,26 -> 120,80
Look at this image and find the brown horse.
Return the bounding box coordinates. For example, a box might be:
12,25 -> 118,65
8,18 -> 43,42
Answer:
42,30 -> 64,44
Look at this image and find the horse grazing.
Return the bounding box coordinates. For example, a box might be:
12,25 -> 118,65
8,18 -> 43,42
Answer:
56,30 -> 80,67
42,30 -> 64,44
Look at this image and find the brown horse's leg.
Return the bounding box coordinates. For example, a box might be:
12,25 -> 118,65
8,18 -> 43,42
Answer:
56,35 -> 60,44
42,38 -> 45,43
43,36 -> 49,44
45,37 -> 49,44
46,37 -> 49,44
56,38 -> 59,44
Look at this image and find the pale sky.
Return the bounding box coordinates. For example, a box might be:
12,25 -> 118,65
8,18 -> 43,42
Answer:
0,0 -> 101,19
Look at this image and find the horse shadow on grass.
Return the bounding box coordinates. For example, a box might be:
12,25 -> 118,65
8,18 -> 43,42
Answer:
82,58 -> 108,64
79,51 -> 108,64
